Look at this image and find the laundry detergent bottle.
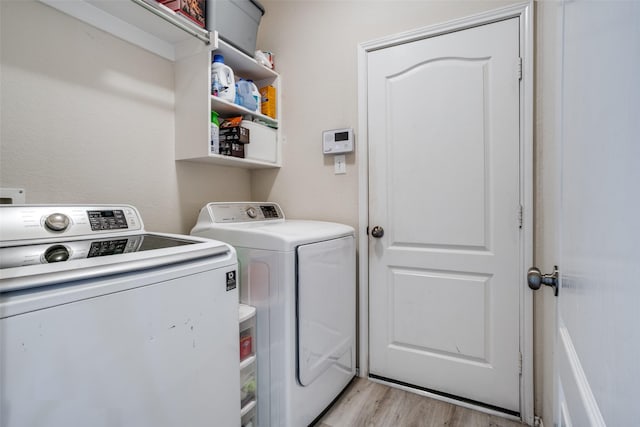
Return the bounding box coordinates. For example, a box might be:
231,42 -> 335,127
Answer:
236,79 -> 257,111
211,54 -> 236,102
210,111 -> 220,154
248,80 -> 262,114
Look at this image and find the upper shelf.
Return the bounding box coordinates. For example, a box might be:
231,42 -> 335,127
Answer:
39,0 -> 214,61
214,39 -> 278,81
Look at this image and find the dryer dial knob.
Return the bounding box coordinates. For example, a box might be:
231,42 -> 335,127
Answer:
44,213 -> 70,232
246,207 -> 258,219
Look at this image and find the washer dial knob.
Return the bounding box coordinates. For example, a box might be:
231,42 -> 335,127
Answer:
44,213 -> 70,232
44,244 -> 70,263
246,207 -> 258,219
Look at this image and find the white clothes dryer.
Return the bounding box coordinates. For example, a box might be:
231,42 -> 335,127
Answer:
191,202 -> 356,427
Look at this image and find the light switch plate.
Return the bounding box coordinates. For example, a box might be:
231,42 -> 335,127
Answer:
334,155 -> 346,174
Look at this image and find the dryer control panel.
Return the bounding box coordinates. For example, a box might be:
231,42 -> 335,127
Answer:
205,202 -> 284,223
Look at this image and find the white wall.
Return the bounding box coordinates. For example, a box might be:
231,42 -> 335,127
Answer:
0,0 -> 251,233
255,1 -> 558,425
252,0 -> 514,228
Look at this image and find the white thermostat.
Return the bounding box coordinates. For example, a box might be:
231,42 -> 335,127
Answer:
323,128 -> 354,154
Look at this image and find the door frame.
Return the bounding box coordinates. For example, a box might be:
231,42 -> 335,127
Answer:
356,2 -> 534,423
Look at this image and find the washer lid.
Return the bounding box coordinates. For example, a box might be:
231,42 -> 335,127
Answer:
0,232 -> 233,293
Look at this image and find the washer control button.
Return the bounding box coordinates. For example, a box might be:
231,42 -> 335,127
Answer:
44,213 -> 70,232
246,207 -> 258,219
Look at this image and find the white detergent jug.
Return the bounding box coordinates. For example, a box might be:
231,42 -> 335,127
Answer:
211,54 -> 236,102
236,79 -> 258,112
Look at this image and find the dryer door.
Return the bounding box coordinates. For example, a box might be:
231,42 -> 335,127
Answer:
296,235 -> 356,386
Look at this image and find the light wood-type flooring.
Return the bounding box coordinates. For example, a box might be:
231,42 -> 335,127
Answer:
316,378 -> 526,427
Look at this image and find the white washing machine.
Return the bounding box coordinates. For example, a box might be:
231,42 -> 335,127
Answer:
191,202 -> 356,427
1,204 -> 241,427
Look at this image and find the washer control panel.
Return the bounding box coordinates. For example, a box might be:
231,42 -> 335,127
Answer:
0,205 -> 143,244
0,235 -> 145,268
206,202 -> 284,223
88,210 -> 130,231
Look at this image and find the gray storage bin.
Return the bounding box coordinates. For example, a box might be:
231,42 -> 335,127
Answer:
207,0 -> 265,56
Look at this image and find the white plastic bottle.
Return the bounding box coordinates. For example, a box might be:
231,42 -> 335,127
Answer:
211,54 -> 236,102
210,111 -> 220,154
248,80 -> 261,114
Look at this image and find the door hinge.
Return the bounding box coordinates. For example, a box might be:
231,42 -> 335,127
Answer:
517,57 -> 523,81
519,352 -> 523,374
366,226 -> 369,236
518,204 -> 523,229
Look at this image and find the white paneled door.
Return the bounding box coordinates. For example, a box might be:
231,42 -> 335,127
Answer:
367,18 -> 522,412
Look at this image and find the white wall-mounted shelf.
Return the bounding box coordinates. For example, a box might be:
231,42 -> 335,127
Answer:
39,0 -> 213,61
178,151 -> 279,169
175,39 -> 281,169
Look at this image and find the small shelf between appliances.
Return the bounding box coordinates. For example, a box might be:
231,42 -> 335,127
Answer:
240,399 -> 257,418
240,354 -> 257,371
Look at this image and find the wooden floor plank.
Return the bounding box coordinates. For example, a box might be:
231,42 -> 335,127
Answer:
316,378 -> 526,427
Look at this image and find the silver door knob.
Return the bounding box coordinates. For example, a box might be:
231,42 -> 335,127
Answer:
527,265 -> 559,296
371,226 -> 384,238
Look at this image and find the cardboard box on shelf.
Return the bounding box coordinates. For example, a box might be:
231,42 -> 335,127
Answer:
220,126 -> 250,144
259,85 -> 277,119
157,0 -> 206,28
219,140 -> 245,158
239,334 -> 252,360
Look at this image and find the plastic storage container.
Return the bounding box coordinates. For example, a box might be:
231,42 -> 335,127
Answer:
206,0 -> 265,56
240,363 -> 257,407
242,120 -> 277,163
241,405 -> 257,427
239,303 -> 257,423
239,305 -> 256,361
